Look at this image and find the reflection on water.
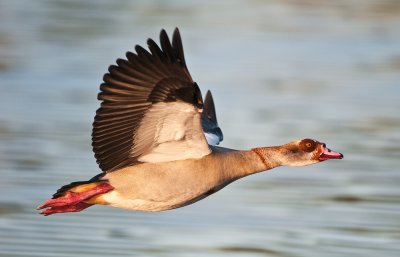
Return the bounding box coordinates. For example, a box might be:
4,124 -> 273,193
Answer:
1,1 -> 399,256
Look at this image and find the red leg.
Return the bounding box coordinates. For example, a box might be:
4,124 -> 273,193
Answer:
38,183 -> 113,215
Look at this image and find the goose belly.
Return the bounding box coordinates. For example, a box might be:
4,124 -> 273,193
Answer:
101,185 -> 219,212
102,162 -> 226,212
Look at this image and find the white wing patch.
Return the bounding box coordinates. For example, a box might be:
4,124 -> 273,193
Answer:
134,102 -> 211,163
204,132 -> 220,145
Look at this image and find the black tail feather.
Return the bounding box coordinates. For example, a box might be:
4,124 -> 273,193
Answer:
52,181 -> 90,199
52,173 -> 105,199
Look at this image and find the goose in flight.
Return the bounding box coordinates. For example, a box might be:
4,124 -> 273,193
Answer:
38,28 -> 343,215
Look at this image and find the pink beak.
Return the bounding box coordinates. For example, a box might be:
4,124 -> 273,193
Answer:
319,144 -> 343,161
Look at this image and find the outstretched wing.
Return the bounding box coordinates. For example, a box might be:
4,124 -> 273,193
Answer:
92,28 -> 211,173
201,90 -> 223,145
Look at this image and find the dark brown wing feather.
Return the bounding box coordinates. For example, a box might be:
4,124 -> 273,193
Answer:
92,28 -> 202,172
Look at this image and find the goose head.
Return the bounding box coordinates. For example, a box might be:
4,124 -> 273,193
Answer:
280,138 -> 343,167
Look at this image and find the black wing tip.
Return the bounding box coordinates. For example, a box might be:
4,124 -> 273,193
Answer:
134,44 -> 146,53
203,90 -> 217,121
146,37 -> 157,47
129,28 -> 186,67
205,90 -> 213,102
173,27 -> 181,38
159,28 -> 170,41
159,27 -> 180,35
158,27 -> 186,66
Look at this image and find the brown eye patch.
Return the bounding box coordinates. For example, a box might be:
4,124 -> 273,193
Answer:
299,139 -> 316,152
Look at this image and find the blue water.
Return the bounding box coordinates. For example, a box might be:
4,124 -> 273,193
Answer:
1,1 -> 400,256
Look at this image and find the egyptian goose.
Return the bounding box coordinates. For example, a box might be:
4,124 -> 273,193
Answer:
38,28 -> 343,215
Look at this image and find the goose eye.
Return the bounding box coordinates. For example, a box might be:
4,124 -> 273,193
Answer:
300,139 -> 316,152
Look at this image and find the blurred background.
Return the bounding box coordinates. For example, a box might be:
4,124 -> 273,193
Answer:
1,0 -> 400,256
